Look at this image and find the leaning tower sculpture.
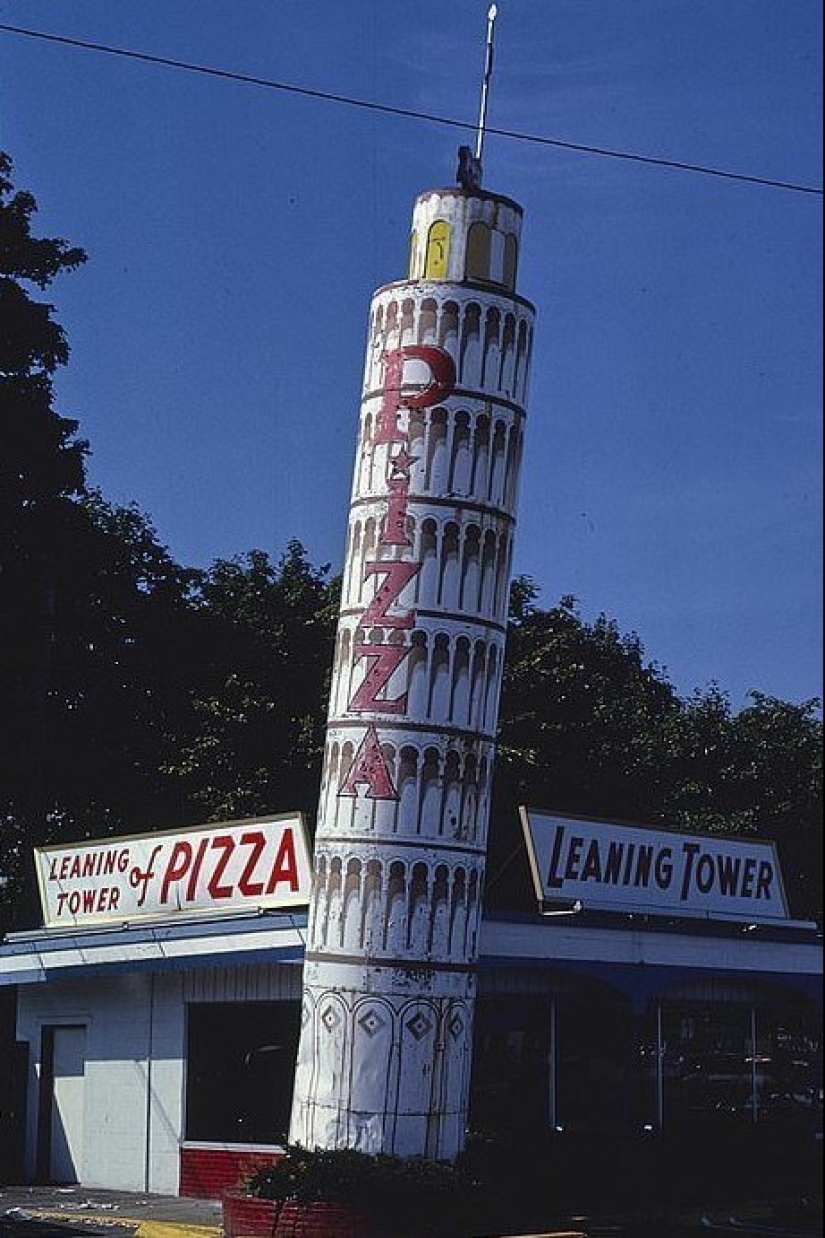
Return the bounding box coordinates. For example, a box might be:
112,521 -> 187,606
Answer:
289,140 -> 535,1159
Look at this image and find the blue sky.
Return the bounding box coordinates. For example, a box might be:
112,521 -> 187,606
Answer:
1,0 -> 822,709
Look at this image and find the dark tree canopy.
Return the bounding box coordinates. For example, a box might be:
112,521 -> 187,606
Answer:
0,151 -> 87,514
162,540 -> 339,823
497,586 -> 680,823
1,151 -> 91,922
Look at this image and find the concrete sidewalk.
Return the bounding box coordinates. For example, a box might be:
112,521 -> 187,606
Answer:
0,1186 -> 222,1238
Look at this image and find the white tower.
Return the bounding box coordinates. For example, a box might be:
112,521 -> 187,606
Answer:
289,145 -> 535,1159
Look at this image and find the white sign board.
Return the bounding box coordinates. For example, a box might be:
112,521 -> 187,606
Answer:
520,809 -> 789,922
35,814 -> 313,930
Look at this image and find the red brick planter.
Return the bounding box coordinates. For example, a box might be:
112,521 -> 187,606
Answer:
222,1191 -> 279,1238
181,1145 -> 283,1199
222,1191 -> 386,1238
273,1200 -> 385,1237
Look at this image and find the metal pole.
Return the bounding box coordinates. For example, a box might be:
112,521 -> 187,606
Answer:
656,1004 -> 665,1131
549,996 -> 557,1129
475,5 -> 498,164
144,971 -> 156,1191
750,1007 -> 759,1123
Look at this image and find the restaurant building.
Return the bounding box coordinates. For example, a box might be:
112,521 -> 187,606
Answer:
0,810 -> 820,1197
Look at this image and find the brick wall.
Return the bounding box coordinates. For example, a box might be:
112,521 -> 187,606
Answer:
179,1143 -> 283,1200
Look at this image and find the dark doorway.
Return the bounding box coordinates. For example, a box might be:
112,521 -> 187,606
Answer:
0,988 -> 27,1183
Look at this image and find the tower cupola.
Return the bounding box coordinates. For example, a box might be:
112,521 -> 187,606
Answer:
407,184 -> 523,291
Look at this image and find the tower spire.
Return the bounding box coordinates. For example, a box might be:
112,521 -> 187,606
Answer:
458,5 -> 498,191
475,4 -> 498,165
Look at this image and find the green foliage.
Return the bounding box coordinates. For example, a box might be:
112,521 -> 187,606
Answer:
1,151 -> 92,926
162,540 -> 338,823
498,586 -> 679,813
661,688 -> 823,918
0,490 -> 203,929
0,151 -> 88,514
241,1133 -> 823,1234
246,1144 -> 465,1205
245,1145 -> 476,1236
488,584 -> 681,910
0,155 -> 85,288
0,495 -> 338,929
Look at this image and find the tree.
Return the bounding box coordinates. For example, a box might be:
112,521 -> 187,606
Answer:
0,150 -> 87,520
0,151 -> 89,924
501,585 -> 681,812
0,488 -> 203,932
42,493 -> 201,821
486,584 -> 681,909
661,688 -> 823,919
163,541 -> 339,824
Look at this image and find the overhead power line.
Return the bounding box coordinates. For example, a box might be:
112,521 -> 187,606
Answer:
1,21 -> 822,197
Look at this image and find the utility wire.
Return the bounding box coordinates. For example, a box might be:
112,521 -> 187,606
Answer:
1,21 -> 822,197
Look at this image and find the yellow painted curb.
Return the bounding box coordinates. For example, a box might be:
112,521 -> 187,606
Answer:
134,1224 -> 222,1238
23,1212 -> 221,1238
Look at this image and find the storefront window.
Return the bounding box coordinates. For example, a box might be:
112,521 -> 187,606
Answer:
659,1002 -> 822,1133
554,995 -> 631,1134
753,1009 -> 823,1131
661,1005 -> 754,1126
470,996 -> 551,1135
185,1002 -> 300,1144
472,990 -> 640,1136
632,1011 -> 662,1132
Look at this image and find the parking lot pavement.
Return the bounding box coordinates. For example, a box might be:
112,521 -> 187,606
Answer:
1,1188 -> 821,1238
0,1187 -> 221,1238
502,1199 -> 823,1237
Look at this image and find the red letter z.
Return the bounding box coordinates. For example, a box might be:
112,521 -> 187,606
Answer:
349,643 -> 409,714
360,561 -> 420,630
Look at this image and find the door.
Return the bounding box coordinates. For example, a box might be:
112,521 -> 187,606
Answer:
0,1038 -> 28,1181
40,1026 -> 86,1183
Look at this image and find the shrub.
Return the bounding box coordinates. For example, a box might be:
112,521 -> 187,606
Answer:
244,1145 -> 480,1236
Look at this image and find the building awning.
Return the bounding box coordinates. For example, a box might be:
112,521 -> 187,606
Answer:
2,908 -> 820,1006
477,915 -> 823,1011
0,909 -> 308,986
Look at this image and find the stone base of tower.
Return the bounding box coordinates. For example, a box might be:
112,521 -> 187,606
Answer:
289,960 -> 475,1160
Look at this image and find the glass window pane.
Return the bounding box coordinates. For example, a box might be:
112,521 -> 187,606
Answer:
555,995 -> 631,1134
185,1002 -> 300,1144
632,1006 -> 661,1133
755,1007 -> 823,1132
470,996 -> 551,1135
661,1005 -> 754,1129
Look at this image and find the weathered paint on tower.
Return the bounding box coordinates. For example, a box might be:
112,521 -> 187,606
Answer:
289,174 -> 535,1160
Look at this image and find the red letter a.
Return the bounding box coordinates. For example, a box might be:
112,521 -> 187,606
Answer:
265,829 -> 299,894
338,725 -> 399,801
